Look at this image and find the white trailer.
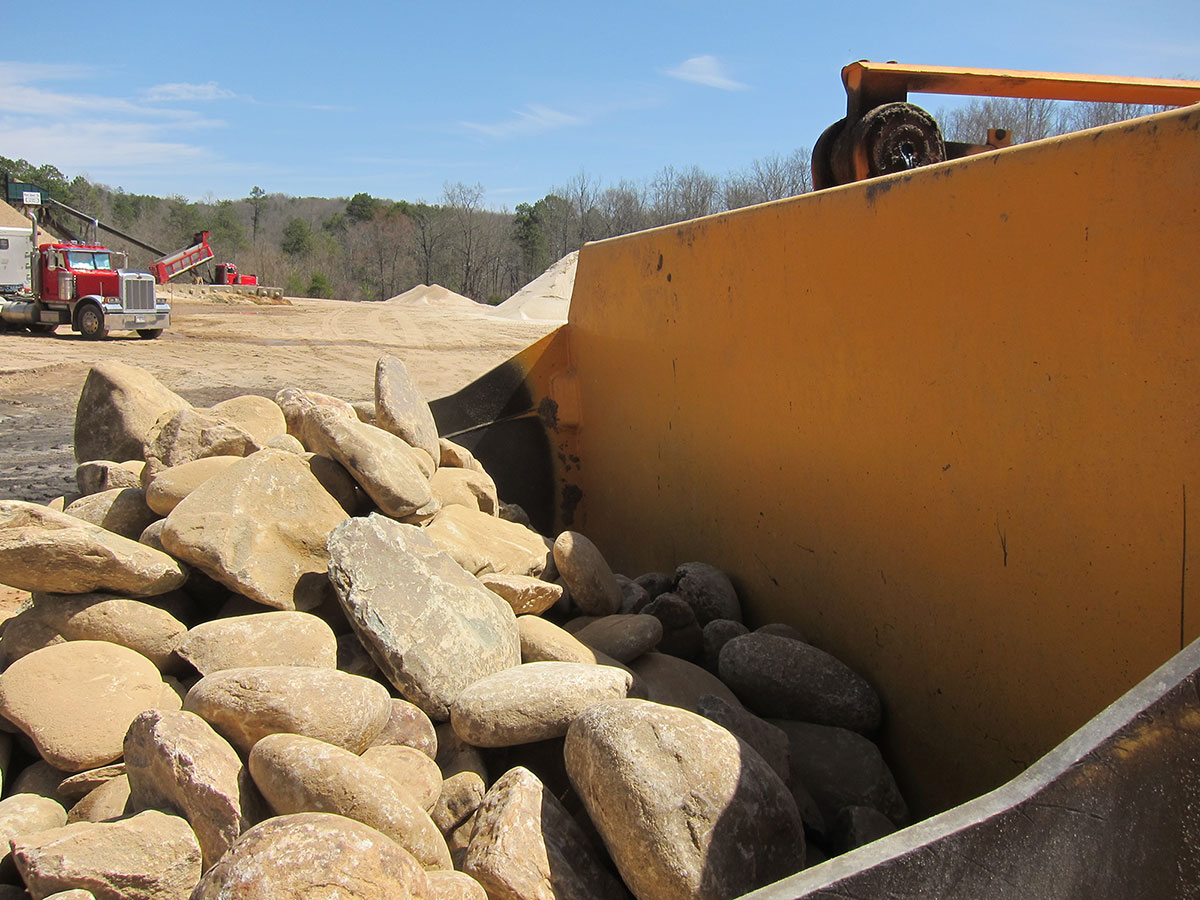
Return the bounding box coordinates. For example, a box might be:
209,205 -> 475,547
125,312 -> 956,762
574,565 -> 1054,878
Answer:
0,225 -> 32,294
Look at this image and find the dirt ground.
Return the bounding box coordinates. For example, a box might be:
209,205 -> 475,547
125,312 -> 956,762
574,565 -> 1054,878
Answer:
0,293 -> 558,504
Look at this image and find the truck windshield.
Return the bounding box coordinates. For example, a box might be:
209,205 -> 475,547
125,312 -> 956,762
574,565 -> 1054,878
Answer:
67,251 -> 113,271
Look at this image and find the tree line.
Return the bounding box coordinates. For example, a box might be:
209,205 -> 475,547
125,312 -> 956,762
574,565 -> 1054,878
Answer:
0,97 -> 1159,303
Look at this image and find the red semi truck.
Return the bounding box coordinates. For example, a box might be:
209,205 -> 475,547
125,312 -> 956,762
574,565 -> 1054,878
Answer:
0,239 -> 170,339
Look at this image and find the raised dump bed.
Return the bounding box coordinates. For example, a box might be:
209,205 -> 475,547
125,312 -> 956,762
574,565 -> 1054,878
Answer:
433,102 -> 1200,895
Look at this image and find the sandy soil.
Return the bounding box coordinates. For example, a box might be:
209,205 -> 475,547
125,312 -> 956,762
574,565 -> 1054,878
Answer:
0,293 -> 558,504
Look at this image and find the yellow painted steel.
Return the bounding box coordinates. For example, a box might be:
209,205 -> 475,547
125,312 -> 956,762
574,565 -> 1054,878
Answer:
562,104 -> 1200,816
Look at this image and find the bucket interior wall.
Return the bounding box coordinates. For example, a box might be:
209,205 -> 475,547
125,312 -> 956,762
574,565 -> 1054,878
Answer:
562,104 -> 1200,816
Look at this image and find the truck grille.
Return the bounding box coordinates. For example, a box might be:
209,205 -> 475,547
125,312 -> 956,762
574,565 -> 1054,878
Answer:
120,273 -> 156,311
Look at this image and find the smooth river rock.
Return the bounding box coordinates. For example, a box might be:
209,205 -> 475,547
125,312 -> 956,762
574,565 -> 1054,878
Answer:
327,514 -> 520,721
176,611 -> 336,675
552,531 -> 622,616
564,699 -> 804,900
73,362 -> 190,464
183,665 -> 391,755
424,506 -> 553,578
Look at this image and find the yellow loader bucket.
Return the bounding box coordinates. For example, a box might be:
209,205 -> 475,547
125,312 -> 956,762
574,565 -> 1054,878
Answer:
432,101 -> 1200,889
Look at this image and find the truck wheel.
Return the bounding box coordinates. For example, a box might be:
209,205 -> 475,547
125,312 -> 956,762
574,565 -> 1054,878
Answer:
137,329 -> 163,340
76,304 -> 108,340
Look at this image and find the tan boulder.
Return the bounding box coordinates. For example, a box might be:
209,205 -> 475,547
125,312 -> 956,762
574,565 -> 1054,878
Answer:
191,812 -> 428,900
629,651 -> 743,713
124,709 -> 263,870
273,387 -> 357,450
0,501 -> 187,597
306,453 -> 367,514
564,699 -> 804,900
63,489 -> 159,541
438,438 -> 486,473
1,593 -> 186,671
552,531 -> 621,616
0,793 -> 67,880
57,766 -> 126,803
9,761 -> 72,805
161,450 -> 348,611
141,407 -> 261,484
574,614 -> 663,662
65,776 -> 130,824
360,745 -> 442,810
367,698 -> 438,759
248,732 -> 451,870
11,809 -> 201,900
0,642 -> 164,772
208,395 -> 287,446
183,665 -> 391,755
305,408 -> 435,519
176,611 -> 336,675
463,766 -> 629,900
264,433 -> 304,453
374,355 -> 441,463
430,771 -> 485,836
450,662 -> 631,748
73,362 -> 190,464
75,461 -> 143,497
429,466 -> 498,515
144,456 -> 242,515
479,573 -> 562,616
424,506 -> 552,578
427,870 -> 487,900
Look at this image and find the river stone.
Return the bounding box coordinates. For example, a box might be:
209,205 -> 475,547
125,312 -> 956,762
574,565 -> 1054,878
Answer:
208,396 -> 287,446
615,574 -> 650,614
183,665 -> 389,755
248,732 -> 451,870
63,489 -> 159,541
0,501 -> 187,597
0,603 -> 65,667
176,611 -> 336,675
695,693 -> 791,786
191,811 -> 428,900
628,652 -> 742,713
368,699 -> 438,758
57,766 -> 126,803
274,387 -> 358,450
435,725 -> 488,784
480,574 -> 562,616
769,720 -> 909,826
574,614 -> 663,662
438,438 -> 485,473
641,593 -> 702,659
565,699 -> 804,900
430,771 -> 485,836
9,593 -> 186,670
306,453 -> 368,515
451,662 -> 631,748
674,562 -> 741,625
632,571 -> 674,602
0,793 -> 67,880
700,618 -> 750,672
463,766 -> 630,900
73,362 -> 191,464
427,870 -> 487,900
124,709 -> 262,870
75,461 -> 144,497
302,408 -> 435,519
375,355 -> 441,463
360,745 -> 442,811
12,809 -> 200,900
265,433 -> 304,453
142,408 -> 261,484
144,457 -> 242,516
429,467 -> 498,516
424,506 -> 553,578
327,514 -> 521,721
552,532 -> 621,616
516,616 -> 599,665
41,891 -> 95,900
161,450 -> 348,611
756,622 -> 808,643
720,633 -> 882,735
0,642 -> 163,772
65,776 -> 130,824
10,762 -> 72,805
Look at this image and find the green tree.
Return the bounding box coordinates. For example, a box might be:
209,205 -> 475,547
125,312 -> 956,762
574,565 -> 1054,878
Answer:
167,196 -> 203,244
248,186 -> 267,243
281,217 -> 313,257
512,202 -> 547,283
308,271 -> 332,298
346,192 -> 380,224
210,200 -> 246,255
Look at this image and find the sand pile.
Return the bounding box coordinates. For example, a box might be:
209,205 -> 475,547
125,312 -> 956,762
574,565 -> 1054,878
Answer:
386,284 -> 486,313
489,252 -> 577,324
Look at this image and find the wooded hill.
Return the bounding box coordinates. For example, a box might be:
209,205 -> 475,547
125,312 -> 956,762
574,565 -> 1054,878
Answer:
0,96 -> 1161,303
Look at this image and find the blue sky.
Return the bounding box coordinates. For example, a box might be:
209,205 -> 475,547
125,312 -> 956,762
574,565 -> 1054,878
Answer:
2,0 -> 1196,209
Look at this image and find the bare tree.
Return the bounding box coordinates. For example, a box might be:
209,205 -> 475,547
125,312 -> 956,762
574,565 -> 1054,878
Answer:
443,181 -> 486,298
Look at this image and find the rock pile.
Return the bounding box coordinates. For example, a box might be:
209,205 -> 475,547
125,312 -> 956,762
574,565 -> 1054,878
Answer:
0,357 -> 908,900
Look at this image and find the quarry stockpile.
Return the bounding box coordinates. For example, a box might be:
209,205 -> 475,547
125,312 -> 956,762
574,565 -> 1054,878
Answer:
0,356 -> 906,900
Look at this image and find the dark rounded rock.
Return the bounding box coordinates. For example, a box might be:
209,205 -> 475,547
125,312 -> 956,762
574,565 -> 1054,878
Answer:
641,594 -> 701,659
700,618 -> 749,672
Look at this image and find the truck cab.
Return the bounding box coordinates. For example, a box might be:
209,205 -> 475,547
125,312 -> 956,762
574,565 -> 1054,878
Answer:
34,241 -> 170,339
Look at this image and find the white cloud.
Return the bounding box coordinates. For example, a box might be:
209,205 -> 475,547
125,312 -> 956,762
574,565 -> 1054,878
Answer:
461,103 -> 585,139
666,55 -> 748,91
143,81 -> 236,102
0,119 -> 210,169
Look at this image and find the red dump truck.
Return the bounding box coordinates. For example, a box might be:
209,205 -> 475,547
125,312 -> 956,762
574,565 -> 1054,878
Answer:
0,238 -> 170,339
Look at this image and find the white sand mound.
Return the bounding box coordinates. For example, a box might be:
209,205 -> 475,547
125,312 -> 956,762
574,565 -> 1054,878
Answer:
386,283 -> 486,312
489,252 -> 577,323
